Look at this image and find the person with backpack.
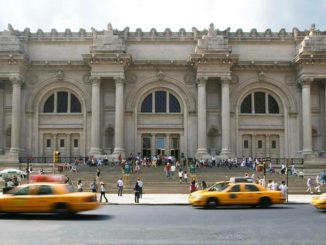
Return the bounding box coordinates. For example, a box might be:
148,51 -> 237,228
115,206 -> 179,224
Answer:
134,181 -> 141,203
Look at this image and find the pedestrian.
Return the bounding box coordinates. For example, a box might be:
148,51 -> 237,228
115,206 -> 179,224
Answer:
306,177 -> 313,194
279,181 -> 288,199
183,171 -> 188,183
99,182 -> 108,203
134,181 -> 141,203
201,180 -> 207,189
137,177 -> 144,198
314,175 -> 321,193
90,178 -> 98,200
77,180 -> 83,192
267,180 -> 273,190
178,169 -> 183,184
190,180 -> 198,193
96,167 -> 101,180
117,177 -> 124,196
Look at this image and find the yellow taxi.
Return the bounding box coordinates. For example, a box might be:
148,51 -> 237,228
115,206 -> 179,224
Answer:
188,182 -> 285,208
0,183 -> 99,215
311,193 -> 326,209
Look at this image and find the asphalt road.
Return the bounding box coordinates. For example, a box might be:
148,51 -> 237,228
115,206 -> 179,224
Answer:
0,204 -> 325,245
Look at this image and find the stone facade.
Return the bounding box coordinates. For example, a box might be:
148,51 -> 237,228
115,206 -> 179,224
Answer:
1,23 -> 326,163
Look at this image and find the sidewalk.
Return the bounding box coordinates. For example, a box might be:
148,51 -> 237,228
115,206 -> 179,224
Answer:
101,194 -> 314,205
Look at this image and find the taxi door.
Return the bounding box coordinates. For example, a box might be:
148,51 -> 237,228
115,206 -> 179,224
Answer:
241,184 -> 261,205
222,184 -> 242,205
4,186 -> 37,213
32,185 -> 57,212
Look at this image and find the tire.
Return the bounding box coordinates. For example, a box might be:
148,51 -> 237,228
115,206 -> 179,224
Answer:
259,197 -> 271,208
206,198 -> 218,208
54,203 -> 70,217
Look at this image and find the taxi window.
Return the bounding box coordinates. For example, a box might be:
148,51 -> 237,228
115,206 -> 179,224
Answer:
210,183 -> 228,191
244,184 -> 259,192
228,185 -> 240,192
38,185 -> 53,195
14,186 -> 30,195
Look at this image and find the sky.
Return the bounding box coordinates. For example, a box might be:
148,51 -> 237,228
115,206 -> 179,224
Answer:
0,0 -> 325,33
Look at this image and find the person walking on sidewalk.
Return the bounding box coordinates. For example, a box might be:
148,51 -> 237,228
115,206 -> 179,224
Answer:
137,177 -> 144,198
307,177 -> 313,194
117,177 -> 124,196
279,181 -> 288,200
99,182 -> 108,203
315,175 -> 321,193
134,181 -> 141,203
77,180 -> 83,192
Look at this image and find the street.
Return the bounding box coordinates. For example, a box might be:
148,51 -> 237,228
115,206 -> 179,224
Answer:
0,204 -> 325,244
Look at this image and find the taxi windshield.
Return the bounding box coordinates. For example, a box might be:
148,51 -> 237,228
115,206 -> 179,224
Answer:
209,182 -> 229,192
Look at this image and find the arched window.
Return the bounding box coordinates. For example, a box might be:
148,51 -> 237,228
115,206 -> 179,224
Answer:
240,92 -> 279,114
141,91 -> 181,113
43,91 -> 81,113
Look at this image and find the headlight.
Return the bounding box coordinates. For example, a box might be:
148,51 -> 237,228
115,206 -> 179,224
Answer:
192,193 -> 203,201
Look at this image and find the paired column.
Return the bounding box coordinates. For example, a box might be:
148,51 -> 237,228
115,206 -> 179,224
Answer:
220,76 -> 231,157
0,84 -> 3,154
301,77 -> 313,154
113,77 -> 125,156
89,77 -> 102,155
196,77 -> 209,157
9,77 -> 23,154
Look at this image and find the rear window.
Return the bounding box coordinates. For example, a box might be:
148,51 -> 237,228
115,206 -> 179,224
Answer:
244,184 -> 259,192
38,185 -> 53,195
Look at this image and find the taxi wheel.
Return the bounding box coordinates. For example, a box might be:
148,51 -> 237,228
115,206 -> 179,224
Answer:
259,197 -> 271,208
54,203 -> 70,216
206,198 -> 218,208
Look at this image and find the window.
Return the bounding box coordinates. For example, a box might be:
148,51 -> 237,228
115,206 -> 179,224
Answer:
156,136 -> 165,149
46,139 -> 51,148
244,140 -> 249,149
155,91 -> 166,112
44,94 -> 54,112
240,94 -> 251,113
229,185 -> 240,192
43,91 -> 81,113
141,94 -> 152,112
244,184 -> 259,192
268,95 -> 279,114
254,92 -> 265,113
169,94 -> 180,113
57,92 -> 68,113
171,137 -> 179,149
74,139 -> 78,148
240,92 -> 279,114
38,185 -> 53,195
60,139 -> 65,148
141,91 -> 180,113
258,140 -> 262,149
272,140 -> 276,149
14,187 -> 30,196
71,94 -> 81,113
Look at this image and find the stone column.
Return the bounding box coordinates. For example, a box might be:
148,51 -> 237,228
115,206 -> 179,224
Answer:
113,77 -> 125,157
301,78 -> 313,154
0,83 -> 4,154
151,134 -> 156,157
166,134 -> 170,155
66,133 -> 71,157
196,77 -> 209,158
220,76 -> 231,158
266,134 -> 270,157
89,77 -> 102,155
252,134 -> 256,157
9,77 -> 23,154
324,82 -> 326,151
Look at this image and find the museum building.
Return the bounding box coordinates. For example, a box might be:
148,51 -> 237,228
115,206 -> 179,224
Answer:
0,23 -> 326,163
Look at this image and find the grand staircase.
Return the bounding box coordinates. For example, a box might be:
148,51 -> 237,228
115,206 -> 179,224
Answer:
5,163 -> 323,194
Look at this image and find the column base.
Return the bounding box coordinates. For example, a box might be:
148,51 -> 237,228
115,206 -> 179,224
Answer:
195,148 -> 211,160
302,149 -> 313,155
89,148 -> 103,156
112,148 -> 125,160
219,148 -> 231,159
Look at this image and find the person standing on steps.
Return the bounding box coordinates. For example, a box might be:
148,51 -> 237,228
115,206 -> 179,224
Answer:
134,181 -> 141,203
99,182 -> 108,203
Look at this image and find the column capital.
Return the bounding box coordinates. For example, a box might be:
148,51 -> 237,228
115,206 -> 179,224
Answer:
114,77 -> 126,84
220,75 -> 232,84
298,76 -> 314,87
197,76 -> 207,86
90,76 -> 101,85
9,76 -> 24,86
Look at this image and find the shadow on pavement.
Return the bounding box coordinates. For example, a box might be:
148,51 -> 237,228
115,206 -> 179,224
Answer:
0,213 -> 112,221
194,205 -> 296,210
